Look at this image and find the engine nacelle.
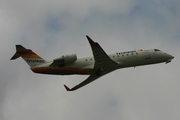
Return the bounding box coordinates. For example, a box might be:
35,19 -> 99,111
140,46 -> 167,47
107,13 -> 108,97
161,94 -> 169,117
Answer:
62,54 -> 77,64
53,54 -> 77,66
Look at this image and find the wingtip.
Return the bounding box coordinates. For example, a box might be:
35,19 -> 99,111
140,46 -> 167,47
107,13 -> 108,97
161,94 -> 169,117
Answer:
86,35 -> 94,43
64,85 -> 71,91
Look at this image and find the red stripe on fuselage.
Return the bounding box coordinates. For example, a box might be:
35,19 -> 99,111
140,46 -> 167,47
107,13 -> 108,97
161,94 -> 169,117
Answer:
31,67 -> 94,75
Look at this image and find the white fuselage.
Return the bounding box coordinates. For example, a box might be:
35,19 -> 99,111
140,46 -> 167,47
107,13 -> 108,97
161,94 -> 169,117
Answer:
67,49 -> 173,68
32,49 -> 174,75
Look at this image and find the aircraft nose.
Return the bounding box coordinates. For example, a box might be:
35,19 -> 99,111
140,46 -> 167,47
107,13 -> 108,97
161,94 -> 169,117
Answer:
168,54 -> 174,59
163,53 -> 174,59
164,53 -> 174,64
171,55 -> 174,59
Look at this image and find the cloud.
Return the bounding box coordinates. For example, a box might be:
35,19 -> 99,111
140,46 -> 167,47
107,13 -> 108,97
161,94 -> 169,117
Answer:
1,0 -> 180,120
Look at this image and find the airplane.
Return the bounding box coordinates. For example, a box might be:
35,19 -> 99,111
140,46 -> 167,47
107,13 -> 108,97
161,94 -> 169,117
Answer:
10,35 -> 174,91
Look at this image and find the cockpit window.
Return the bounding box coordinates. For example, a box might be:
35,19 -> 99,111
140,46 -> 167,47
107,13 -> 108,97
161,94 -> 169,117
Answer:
154,49 -> 160,51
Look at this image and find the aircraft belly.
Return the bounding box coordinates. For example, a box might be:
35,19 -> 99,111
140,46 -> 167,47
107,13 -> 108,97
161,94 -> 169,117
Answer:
31,67 -> 94,75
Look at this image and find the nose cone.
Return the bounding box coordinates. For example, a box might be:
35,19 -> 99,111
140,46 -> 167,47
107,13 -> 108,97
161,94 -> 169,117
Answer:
164,53 -> 174,64
170,55 -> 174,59
167,54 -> 174,59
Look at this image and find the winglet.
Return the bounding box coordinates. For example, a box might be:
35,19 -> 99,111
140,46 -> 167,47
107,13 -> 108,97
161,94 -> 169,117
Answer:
64,85 -> 71,91
64,85 -> 79,91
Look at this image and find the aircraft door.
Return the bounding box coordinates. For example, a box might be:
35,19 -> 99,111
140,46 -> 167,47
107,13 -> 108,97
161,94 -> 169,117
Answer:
145,51 -> 151,59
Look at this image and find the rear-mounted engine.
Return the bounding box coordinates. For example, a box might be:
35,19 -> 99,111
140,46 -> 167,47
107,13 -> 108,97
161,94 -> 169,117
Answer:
52,54 -> 77,67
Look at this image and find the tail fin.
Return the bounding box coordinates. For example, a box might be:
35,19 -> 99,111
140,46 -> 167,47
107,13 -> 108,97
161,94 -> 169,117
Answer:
10,45 -> 46,67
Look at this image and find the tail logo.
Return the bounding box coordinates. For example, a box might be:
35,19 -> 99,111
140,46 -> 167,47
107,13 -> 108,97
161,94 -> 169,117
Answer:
26,59 -> 45,63
11,45 -> 47,67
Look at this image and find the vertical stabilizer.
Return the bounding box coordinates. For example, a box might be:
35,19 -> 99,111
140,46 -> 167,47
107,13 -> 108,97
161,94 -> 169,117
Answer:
10,45 -> 46,67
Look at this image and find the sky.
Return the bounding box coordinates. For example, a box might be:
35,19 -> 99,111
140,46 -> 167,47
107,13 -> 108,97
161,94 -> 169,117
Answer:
1,0 -> 180,120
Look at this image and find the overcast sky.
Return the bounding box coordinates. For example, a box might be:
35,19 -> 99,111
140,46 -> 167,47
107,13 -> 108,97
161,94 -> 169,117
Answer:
1,0 -> 180,120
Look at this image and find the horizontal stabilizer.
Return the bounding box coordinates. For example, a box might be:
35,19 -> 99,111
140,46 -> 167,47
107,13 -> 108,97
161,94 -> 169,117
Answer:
10,45 -> 28,60
10,52 -> 20,60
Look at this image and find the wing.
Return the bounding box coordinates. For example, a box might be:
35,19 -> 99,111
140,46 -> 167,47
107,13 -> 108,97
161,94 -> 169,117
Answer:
86,35 -> 118,72
64,75 -> 99,91
64,35 -> 119,91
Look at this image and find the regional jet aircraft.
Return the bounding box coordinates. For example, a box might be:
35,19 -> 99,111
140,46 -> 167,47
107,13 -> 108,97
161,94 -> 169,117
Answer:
11,36 -> 174,91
